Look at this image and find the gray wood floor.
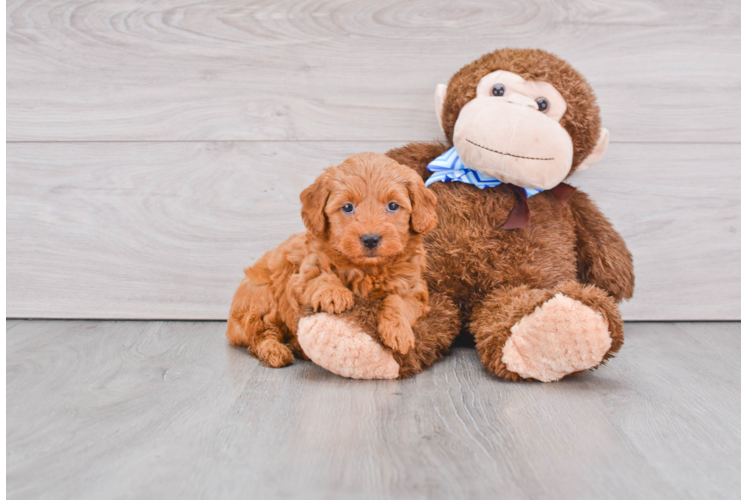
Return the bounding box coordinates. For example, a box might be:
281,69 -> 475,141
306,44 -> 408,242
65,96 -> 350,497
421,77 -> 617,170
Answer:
7,320 -> 740,500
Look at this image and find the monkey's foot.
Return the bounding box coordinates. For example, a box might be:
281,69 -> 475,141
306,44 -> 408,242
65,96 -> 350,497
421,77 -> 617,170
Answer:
472,282 -> 624,382
501,294 -> 612,382
296,313 -> 400,380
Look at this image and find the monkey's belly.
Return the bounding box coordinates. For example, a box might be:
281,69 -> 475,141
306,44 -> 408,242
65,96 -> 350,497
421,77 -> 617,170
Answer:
423,189 -> 578,312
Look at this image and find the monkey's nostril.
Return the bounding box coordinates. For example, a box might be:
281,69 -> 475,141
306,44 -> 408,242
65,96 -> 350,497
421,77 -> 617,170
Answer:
360,234 -> 381,250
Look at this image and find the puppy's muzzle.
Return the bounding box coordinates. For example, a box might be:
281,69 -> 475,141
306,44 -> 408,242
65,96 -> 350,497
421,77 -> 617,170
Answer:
360,234 -> 381,250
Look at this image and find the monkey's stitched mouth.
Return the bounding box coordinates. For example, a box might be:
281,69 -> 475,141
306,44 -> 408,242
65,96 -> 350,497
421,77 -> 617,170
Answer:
466,139 -> 554,161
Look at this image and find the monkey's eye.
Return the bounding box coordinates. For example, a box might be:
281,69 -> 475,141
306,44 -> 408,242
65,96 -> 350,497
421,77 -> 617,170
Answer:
536,97 -> 549,112
341,203 -> 355,214
491,84 -> 506,97
387,202 -> 400,212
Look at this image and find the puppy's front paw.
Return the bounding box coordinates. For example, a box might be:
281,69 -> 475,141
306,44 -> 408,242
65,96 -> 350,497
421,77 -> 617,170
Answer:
378,319 -> 415,355
313,287 -> 355,314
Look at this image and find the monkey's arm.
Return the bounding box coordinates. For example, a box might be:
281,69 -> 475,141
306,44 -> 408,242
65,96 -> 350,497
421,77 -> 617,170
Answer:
386,141 -> 450,181
567,191 -> 634,302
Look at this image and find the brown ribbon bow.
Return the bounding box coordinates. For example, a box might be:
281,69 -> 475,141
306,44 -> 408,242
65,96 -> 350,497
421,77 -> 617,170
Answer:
502,183 -> 576,230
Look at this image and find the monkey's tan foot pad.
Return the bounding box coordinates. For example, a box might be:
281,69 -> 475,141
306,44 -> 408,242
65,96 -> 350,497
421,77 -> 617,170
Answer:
297,313 -> 400,379
501,293 -> 612,382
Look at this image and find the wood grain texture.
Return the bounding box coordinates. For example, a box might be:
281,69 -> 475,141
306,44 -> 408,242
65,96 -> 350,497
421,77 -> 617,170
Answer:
7,141 -> 738,320
6,320 -> 23,331
7,0 -> 739,143
575,143 -> 741,321
6,0 -> 740,321
6,320 -> 740,500
740,149 -> 748,320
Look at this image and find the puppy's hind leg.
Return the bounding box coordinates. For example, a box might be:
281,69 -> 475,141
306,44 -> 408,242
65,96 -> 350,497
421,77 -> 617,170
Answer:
227,278 -> 294,368
249,323 -> 295,369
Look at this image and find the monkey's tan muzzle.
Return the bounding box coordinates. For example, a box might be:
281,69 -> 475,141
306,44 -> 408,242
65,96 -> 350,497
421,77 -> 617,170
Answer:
452,98 -> 574,190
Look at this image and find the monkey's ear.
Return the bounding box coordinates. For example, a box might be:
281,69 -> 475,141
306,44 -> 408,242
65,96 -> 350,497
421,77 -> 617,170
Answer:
434,84 -> 448,134
407,173 -> 438,234
300,174 -> 331,237
576,128 -> 610,173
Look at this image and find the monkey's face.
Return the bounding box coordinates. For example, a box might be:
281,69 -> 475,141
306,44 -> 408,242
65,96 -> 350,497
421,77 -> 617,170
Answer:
447,70 -> 575,190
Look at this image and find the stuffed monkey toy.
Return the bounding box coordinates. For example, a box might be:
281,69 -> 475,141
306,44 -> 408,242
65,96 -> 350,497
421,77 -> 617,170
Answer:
296,48 -> 634,382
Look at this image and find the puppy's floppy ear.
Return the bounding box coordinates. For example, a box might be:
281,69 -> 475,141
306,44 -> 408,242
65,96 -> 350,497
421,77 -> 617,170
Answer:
300,173 -> 331,237
405,170 -> 438,234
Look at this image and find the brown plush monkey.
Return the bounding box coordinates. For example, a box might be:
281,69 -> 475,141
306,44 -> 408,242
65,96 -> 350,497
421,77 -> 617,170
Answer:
296,48 -> 634,382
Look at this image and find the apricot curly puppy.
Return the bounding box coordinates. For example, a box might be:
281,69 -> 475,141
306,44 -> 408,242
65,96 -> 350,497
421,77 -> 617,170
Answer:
226,152 -> 438,368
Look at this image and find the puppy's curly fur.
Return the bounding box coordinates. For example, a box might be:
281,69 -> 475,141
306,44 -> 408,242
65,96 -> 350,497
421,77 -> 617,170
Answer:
226,152 -> 437,368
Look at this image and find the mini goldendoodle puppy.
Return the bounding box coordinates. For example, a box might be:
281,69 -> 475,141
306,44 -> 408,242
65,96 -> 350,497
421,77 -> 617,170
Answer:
226,152 -> 438,368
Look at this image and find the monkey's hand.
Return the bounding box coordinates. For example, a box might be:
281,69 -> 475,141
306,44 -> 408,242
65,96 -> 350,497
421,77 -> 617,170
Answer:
568,191 -> 634,302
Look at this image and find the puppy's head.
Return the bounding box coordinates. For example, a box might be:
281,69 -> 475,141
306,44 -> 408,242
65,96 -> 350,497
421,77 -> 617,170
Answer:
300,152 -> 437,266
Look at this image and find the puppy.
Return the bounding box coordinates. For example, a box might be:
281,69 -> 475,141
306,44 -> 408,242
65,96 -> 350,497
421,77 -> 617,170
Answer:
226,152 -> 438,368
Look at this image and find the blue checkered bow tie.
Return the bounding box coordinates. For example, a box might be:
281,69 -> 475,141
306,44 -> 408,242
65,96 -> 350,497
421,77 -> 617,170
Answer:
425,147 -> 542,198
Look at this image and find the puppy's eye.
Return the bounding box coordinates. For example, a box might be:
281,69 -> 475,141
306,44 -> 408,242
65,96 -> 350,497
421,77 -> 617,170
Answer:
536,97 -> 549,112
387,202 -> 400,212
341,203 -> 354,214
491,84 -> 505,97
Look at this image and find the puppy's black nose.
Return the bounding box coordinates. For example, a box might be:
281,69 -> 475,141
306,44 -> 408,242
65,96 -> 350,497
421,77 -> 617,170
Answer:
361,234 -> 381,250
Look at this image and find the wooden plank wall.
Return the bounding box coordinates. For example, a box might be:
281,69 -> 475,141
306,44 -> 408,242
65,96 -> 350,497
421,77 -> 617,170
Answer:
6,0 -> 740,320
